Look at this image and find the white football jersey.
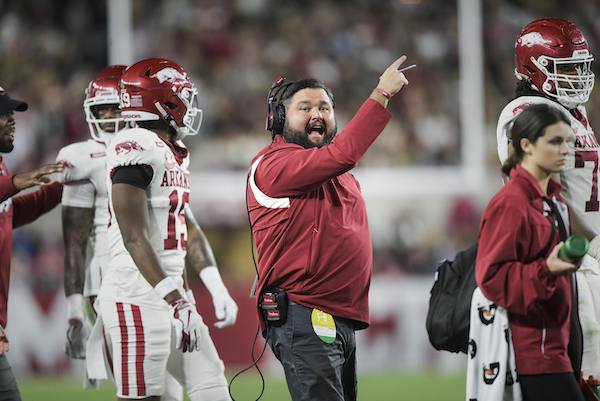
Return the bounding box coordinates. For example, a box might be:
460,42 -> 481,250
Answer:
56,139 -> 110,296
100,127 -> 190,308
497,96 -> 600,237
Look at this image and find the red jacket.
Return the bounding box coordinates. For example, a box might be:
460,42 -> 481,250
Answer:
476,164 -> 572,375
247,99 -> 391,330
0,156 -> 63,328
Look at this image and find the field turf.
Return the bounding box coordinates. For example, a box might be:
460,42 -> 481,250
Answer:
17,371 -> 466,400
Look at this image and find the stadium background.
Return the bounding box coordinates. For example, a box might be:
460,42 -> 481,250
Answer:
2,0 -> 600,389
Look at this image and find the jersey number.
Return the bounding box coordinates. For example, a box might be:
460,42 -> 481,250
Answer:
164,190 -> 189,250
575,151 -> 600,212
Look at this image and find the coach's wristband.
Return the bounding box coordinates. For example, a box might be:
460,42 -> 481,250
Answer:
373,88 -> 391,100
154,277 -> 178,300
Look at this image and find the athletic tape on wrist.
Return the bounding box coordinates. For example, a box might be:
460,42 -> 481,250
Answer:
199,266 -> 226,295
154,277 -> 178,300
66,293 -> 85,321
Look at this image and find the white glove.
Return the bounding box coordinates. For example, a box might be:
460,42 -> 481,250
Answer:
200,266 -> 238,328
64,294 -> 92,359
168,297 -> 202,352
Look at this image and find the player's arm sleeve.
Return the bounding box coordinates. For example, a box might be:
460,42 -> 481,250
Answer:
111,165 -> 153,189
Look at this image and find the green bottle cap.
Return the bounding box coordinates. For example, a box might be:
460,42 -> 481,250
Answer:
558,234 -> 589,263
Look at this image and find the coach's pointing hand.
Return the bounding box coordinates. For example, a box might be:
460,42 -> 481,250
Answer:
371,55 -> 411,107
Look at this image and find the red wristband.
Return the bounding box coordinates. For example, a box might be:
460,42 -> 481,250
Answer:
373,88 -> 391,100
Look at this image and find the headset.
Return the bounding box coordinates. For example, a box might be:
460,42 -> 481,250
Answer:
265,75 -> 336,139
265,75 -> 294,138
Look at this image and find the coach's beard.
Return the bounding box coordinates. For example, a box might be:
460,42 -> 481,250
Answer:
282,121 -> 337,149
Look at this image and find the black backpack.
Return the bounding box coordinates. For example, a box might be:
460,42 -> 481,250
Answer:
426,201 -> 558,354
425,243 -> 478,354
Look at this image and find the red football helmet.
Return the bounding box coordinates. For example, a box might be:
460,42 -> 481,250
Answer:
118,58 -> 202,141
515,18 -> 594,109
84,65 -> 127,144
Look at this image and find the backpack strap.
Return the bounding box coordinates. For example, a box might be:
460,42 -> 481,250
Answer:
550,200 -> 568,242
535,200 -> 557,259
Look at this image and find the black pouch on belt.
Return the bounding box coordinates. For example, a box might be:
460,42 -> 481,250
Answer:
259,289 -> 288,327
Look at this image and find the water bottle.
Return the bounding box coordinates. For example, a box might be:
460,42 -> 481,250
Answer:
558,234 -> 589,263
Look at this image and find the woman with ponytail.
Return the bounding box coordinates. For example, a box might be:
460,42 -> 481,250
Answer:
477,103 -> 585,401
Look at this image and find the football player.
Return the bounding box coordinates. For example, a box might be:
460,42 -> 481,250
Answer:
58,64 -> 236,399
87,58 -> 232,400
496,17 -> 600,383
58,65 -> 128,365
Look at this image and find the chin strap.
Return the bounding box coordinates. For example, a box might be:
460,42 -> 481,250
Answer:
154,101 -> 182,138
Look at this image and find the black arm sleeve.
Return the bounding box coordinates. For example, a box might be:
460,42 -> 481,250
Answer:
111,165 -> 153,189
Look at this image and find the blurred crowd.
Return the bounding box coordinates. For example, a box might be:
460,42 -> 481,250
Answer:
3,0 -> 600,285
2,0 -> 600,171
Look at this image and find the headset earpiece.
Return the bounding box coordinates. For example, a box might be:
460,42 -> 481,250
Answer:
266,76 -> 293,136
273,100 -> 286,134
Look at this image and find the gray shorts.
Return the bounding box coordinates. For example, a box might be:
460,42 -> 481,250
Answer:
266,302 -> 357,401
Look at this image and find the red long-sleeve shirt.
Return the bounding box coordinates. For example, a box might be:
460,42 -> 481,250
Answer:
247,98 -> 391,330
476,164 -> 573,375
0,156 -> 63,328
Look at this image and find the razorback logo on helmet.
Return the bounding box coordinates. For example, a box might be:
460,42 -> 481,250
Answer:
518,32 -> 552,48
478,304 -> 497,325
114,140 -> 144,155
152,67 -> 187,85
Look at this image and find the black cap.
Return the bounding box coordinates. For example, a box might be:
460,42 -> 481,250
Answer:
0,86 -> 28,115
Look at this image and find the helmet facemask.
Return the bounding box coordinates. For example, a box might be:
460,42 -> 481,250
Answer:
531,50 -> 595,109
156,86 -> 203,141
84,65 -> 128,145
84,98 -> 127,145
